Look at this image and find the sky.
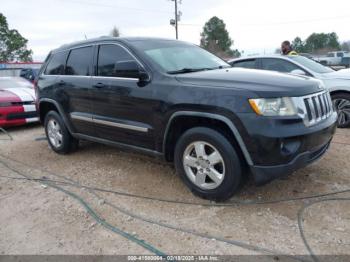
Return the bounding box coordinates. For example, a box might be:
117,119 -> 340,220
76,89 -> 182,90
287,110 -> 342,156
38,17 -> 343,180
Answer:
2,0 -> 350,61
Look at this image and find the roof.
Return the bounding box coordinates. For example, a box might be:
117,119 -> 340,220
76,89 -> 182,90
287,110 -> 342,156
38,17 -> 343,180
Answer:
52,36 -> 180,53
228,54 -> 294,63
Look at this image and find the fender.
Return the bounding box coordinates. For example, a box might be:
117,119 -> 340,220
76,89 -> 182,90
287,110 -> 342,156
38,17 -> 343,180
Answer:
163,111 -> 253,166
39,98 -> 75,135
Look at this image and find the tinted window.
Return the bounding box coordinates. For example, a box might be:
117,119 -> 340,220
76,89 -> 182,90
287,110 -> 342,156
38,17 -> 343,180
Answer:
97,44 -> 136,77
231,59 -> 256,69
261,58 -> 301,73
45,52 -> 67,75
337,52 -> 344,58
289,56 -> 333,73
66,46 -> 92,76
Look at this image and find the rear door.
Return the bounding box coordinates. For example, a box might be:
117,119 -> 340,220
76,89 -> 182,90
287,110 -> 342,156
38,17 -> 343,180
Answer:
90,43 -> 155,149
61,46 -> 95,136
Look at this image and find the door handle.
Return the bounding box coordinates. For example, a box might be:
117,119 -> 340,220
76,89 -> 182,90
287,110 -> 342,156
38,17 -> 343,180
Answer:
58,80 -> 65,86
93,83 -> 106,89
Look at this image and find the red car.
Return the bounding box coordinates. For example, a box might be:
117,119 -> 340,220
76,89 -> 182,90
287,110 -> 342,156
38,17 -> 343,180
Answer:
0,77 -> 38,127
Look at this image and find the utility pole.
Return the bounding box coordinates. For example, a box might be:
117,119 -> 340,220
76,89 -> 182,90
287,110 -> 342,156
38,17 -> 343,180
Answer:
169,0 -> 182,39
174,0 -> 178,39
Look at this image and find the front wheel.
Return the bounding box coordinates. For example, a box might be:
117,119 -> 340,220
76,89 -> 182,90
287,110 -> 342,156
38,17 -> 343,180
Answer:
174,127 -> 243,201
332,92 -> 350,128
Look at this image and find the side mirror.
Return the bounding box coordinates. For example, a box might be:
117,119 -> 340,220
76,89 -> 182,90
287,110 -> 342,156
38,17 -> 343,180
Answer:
114,60 -> 149,83
290,69 -> 306,76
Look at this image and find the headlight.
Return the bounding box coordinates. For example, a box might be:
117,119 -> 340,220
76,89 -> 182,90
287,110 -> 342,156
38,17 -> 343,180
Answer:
249,97 -> 297,116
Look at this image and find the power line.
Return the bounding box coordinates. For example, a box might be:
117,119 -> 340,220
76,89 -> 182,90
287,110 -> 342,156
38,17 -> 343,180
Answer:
59,0 -> 173,15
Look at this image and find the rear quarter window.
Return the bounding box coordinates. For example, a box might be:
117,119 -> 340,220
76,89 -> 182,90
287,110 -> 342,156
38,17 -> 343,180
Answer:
44,51 -> 68,75
231,59 -> 257,69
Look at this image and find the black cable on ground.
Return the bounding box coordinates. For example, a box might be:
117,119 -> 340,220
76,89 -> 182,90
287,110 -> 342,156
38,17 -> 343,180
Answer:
297,198 -> 350,262
0,159 -> 167,258
0,160 -> 308,261
1,152 -> 350,207
0,127 -> 13,141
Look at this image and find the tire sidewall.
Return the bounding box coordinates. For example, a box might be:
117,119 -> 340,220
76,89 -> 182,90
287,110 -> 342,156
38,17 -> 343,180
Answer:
44,111 -> 71,153
174,127 -> 242,201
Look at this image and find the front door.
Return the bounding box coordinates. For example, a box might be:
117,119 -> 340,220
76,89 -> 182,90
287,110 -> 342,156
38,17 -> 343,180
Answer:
90,43 -> 156,149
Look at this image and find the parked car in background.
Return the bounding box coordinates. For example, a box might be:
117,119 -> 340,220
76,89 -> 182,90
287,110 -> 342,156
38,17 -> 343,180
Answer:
340,57 -> 350,68
0,77 -> 38,127
229,55 -> 350,127
37,37 -> 337,201
20,68 -> 40,83
315,51 -> 349,66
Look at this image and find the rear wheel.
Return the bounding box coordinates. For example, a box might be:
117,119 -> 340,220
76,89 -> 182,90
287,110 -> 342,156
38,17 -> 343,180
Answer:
332,92 -> 350,128
44,111 -> 78,154
174,127 -> 243,201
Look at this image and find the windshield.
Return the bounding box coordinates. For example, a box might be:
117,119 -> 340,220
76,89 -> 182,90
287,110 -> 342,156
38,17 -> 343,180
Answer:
289,56 -> 334,74
131,40 -> 229,73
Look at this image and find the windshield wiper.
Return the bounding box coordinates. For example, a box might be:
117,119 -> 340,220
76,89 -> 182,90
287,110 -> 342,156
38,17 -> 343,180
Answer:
167,65 -> 230,75
167,68 -> 210,74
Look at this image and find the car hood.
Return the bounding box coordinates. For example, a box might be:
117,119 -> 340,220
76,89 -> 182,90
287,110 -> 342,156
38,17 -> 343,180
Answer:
320,70 -> 350,80
175,68 -> 323,97
0,87 -> 35,102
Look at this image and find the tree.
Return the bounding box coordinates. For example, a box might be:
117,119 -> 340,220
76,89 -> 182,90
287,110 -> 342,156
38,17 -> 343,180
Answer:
292,37 -> 306,53
200,16 -> 239,58
0,13 -> 33,62
110,26 -> 120,37
304,32 -> 340,53
341,41 -> 350,51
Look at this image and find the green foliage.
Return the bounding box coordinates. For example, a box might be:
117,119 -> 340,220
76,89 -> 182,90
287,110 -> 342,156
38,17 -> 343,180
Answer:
0,13 -> 33,62
200,16 -> 239,58
292,37 -> 307,53
291,32 -> 341,54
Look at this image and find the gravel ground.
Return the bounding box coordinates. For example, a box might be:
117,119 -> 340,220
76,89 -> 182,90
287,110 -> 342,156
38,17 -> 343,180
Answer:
0,124 -> 349,259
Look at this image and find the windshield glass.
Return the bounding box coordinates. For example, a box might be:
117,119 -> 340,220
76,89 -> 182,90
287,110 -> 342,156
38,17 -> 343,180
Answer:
131,40 -> 229,73
289,56 -> 334,74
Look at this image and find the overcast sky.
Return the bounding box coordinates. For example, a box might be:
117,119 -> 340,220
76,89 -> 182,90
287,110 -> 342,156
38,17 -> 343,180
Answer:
2,0 -> 350,61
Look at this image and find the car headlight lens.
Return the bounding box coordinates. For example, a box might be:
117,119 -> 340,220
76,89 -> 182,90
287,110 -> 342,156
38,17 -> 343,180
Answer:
249,97 -> 297,116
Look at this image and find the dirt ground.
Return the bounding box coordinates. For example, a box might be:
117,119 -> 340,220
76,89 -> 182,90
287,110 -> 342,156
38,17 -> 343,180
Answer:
0,124 -> 349,260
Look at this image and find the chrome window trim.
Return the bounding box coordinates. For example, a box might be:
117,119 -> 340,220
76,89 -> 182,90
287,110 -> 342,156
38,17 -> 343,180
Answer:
42,41 -> 150,82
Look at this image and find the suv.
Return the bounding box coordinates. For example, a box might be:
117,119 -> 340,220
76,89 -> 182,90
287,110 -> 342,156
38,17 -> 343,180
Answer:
36,37 -> 337,201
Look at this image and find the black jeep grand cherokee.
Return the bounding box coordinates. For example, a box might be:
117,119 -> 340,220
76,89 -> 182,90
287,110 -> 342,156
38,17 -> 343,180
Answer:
36,37 -> 337,201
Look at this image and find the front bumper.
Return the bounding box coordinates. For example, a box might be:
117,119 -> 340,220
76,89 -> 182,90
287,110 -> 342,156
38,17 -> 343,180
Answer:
0,105 -> 39,127
251,139 -> 331,185
238,111 -> 338,185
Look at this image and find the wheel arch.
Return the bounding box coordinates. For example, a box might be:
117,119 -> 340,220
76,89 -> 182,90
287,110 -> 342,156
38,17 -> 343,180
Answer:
162,111 -> 253,166
39,98 -> 74,134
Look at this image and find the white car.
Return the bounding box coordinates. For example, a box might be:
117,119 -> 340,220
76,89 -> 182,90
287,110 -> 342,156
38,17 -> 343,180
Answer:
229,55 -> 350,128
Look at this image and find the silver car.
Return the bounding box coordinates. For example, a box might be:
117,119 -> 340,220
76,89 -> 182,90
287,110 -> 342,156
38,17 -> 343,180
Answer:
229,55 -> 350,128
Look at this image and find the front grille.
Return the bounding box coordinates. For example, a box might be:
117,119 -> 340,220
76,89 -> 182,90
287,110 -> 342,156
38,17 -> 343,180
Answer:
303,91 -> 333,126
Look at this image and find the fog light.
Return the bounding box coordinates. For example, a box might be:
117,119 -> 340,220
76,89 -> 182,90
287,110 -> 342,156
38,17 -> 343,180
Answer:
280,138 -> 301,156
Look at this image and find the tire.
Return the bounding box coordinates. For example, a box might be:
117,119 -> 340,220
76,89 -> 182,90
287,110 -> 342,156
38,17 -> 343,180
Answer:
331,92 -> 350,128
174,127 -> 243,201
44,111 -> 78,154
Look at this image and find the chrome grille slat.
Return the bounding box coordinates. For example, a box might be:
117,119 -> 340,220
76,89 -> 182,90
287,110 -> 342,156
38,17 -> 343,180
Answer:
302,91 -> 333,126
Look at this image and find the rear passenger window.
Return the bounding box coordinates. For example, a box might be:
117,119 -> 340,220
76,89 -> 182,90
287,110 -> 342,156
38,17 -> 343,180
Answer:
231,59 -> 256,69
97,44 -> 136,77
261,58 -> 301,73
66,46 -> 92,76
45,52 -> 67,75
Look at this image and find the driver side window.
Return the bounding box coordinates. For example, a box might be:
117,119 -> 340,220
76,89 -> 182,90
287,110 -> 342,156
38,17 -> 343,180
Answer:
97,44 -> 137,78
261,58 -> 305,74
